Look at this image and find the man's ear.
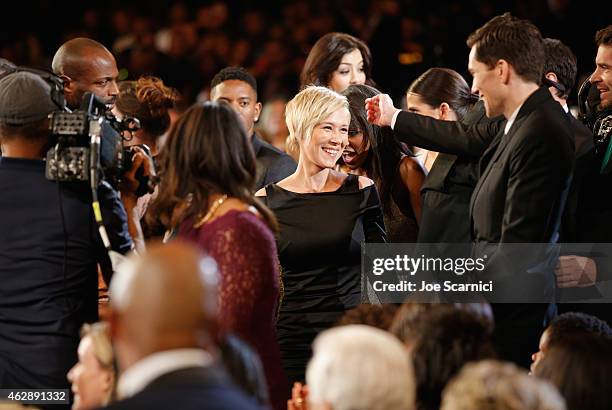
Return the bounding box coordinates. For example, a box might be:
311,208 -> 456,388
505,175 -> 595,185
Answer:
497,59 -> 511,85
59,75 -> 74,95
545,72 -> 558,83
254,102 -> 263,122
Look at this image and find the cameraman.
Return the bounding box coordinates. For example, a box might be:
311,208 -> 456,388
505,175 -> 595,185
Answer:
0,71 -> 138,392
52,37 -> 154,249
52,37 -> 119,111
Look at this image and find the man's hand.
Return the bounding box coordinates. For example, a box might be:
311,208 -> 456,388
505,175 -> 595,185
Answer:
365,94 -> 400,127
555,255 -> 597,288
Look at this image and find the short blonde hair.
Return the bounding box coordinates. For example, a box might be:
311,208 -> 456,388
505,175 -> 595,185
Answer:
80,322 -> 116,404
306,325 -> 415,410
285,85 -> 348,148
441,360 -> 566,410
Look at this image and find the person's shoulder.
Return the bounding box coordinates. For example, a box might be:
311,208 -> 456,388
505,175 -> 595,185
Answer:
103,387 -> 262,410
254,135 -> 285,157
357,175 -> 375,189
399,155 -> 424,174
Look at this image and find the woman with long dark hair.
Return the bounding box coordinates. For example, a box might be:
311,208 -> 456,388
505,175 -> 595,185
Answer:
148,101 -> 287,410
341,84 -> 424,242
300,32 -> 373,92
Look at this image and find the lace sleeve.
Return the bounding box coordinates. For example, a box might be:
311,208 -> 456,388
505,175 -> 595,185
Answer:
204,212 -> 281,335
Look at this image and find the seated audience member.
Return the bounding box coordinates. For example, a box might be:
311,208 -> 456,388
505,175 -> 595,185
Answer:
300,325 -> 415,410
210,66 -> 296,191
300,32 -> 374,92
105,242 -> 261,410
0,72 -> 134,391
219,334 -> 270,408
335,303 -> 399,330
391,304 -> 495,410
534,334 -> 612,410
256,86 -> 386,386
67,323 -> 116,410
115,76 -> 178,157
441,360 -> 566,410
148,101 -> 286,409
530,311 -> 612,373
341,84 -> 425,242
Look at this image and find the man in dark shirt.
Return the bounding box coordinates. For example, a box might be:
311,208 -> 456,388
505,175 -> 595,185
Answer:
210,67 -> 296,191
0,72 -> 133,391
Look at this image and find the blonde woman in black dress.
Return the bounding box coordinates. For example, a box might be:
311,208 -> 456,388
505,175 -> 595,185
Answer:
256,86 -> 386,387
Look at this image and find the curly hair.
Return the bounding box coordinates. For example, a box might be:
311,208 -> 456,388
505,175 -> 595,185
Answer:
116,76 -> 178,137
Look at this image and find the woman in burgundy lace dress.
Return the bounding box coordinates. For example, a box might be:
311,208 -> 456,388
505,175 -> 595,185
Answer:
149,101 -> 287,409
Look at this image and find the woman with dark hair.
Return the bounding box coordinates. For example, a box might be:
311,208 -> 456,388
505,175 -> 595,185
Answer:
390,304 -> 496,410
256,86 -> 386,387
148,101 -> 287,410
534,333 -> 612,410
341,84 -> 424,242
406,68 -> 478,172
300,32 -> 373,92
115,76 -> 178,156
405,68 -> 484,243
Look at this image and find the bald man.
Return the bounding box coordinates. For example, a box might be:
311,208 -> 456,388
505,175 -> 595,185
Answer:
105,243 -> 262,410
52,37 -> 119,110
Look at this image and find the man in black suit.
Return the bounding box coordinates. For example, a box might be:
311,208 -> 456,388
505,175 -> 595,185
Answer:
551,30 -> 612,324
210,67 -> 296,191
366,13 -> 574,367
105,243 -> 262,410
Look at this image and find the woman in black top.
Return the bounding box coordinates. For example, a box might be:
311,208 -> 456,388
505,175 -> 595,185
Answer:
341,84 -> 425,242
256,86 -> 386,386
404,68 -> 481,243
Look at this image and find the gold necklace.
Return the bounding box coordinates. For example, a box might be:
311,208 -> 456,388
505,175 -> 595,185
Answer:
193,194 -> 229,228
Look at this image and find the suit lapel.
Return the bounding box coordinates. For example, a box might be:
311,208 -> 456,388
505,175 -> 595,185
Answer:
421,153 -> 457,192
469,130 -> 504,217
468,87 -> 552,236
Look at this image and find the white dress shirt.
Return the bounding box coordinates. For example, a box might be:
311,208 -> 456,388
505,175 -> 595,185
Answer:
504,104 -> 523,135
117,349 -> 213,399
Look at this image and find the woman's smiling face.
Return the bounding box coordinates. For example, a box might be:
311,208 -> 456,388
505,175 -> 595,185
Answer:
300,107 -> 350,169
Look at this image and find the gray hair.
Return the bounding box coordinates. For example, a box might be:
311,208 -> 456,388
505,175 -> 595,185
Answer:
306,325 -> 415,410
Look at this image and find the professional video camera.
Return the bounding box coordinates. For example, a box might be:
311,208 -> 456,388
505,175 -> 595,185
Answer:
9,66 -> 153,196
45,91 -> 152,195
578,78 -> 612,174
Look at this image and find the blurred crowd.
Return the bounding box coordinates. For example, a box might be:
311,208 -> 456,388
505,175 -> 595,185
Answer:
1,0 -> 607,106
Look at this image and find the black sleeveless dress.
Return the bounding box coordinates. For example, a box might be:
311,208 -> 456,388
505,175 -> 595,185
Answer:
263,174 -> 386,385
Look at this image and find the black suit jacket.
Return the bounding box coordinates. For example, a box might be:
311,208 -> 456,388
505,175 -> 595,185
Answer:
103,366 -> 263,410
395,88 -> 573,247
394,88 -> 574,367
252,134 -> 296,192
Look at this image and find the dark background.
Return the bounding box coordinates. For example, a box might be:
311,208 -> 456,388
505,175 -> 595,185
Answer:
0,0 -> 607,106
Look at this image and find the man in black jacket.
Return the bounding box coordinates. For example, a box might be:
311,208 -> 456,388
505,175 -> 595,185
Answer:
0,72 -> 133,393
210,67 -> 296,191
366,13 -> 574,367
